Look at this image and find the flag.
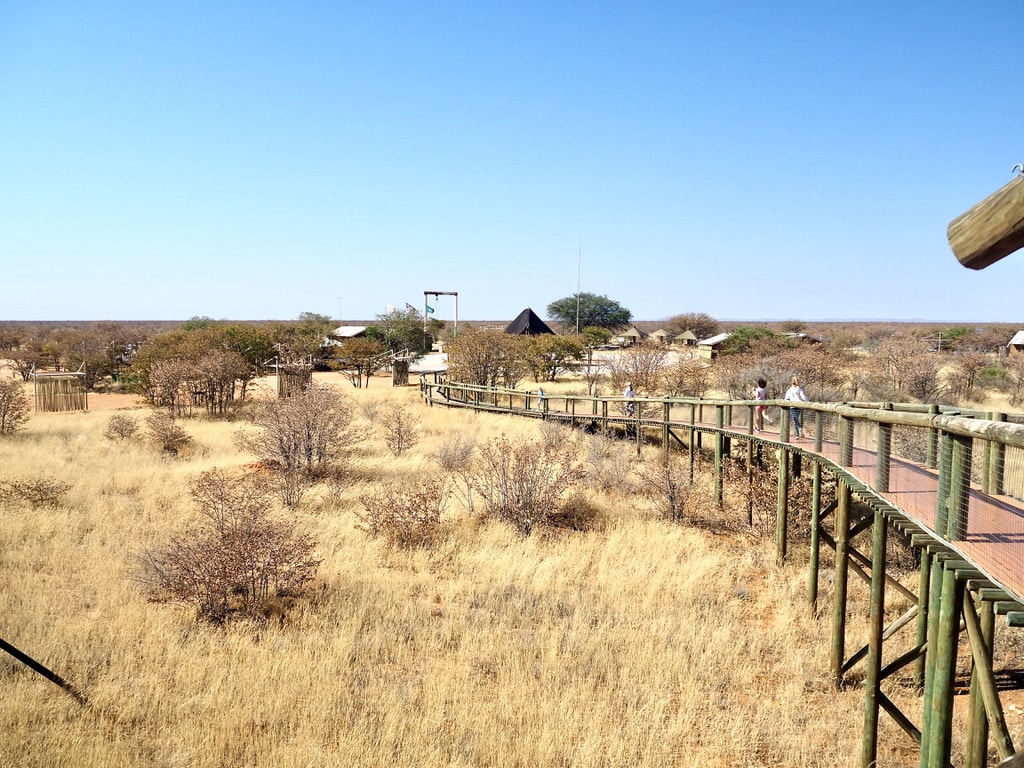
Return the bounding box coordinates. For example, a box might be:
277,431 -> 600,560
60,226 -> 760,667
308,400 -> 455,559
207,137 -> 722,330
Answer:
426,305 -> 435,314
405,303 -> 416,312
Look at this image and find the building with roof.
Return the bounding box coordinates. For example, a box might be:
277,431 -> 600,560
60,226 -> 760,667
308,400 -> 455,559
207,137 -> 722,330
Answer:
697,332 -> 730,360
1008,330 -> 1024,356
505,308 -> 555,336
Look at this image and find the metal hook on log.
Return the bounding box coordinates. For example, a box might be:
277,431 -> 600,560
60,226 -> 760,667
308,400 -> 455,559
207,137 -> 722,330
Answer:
1013,163 -> 1024,175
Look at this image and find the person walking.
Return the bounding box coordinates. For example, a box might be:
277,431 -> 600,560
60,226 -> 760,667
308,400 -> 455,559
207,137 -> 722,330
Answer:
784,376 -> 809,438
753,378 -> 768,432
536,387 -> 545,411
623,382 -> 636,417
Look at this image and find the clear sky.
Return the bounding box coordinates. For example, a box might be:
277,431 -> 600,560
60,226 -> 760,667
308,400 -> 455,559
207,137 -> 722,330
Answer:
3,2 -> 1023,324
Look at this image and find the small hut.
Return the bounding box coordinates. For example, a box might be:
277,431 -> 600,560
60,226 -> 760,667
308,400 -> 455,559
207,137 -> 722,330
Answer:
673,330 -> 698,347
697,332 -> 730,360
505,308 -> 555,336
649,328 -> 672,344
1008,331 -> 1024,357
616,326 -> 646,346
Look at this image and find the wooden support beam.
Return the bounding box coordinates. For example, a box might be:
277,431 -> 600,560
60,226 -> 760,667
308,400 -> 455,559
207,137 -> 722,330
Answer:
879,691 -> 923,746
947,172 -> 1024,270
845,605 -> 918,674
963,596 -> 1015,761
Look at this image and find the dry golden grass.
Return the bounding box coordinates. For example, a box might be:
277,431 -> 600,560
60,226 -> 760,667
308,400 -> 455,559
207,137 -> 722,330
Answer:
0,374 -> 998,767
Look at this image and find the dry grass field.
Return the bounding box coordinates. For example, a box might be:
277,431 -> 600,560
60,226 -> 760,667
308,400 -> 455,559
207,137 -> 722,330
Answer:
0,372 -> 1015,767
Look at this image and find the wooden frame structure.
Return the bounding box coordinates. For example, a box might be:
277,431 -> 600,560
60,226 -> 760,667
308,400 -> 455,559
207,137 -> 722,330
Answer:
31,366 -> 87,412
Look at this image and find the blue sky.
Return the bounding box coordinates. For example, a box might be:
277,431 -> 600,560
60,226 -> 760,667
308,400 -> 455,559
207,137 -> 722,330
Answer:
2,2 -> 1023,323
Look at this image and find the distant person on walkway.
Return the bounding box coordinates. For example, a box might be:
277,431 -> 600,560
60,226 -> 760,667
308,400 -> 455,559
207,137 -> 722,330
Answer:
536,387 -> 545,411
784,376 -> 809,438
753,378 -> 768,432
624,382 -> 636,417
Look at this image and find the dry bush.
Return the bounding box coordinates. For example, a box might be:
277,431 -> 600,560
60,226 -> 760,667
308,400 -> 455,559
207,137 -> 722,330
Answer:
356,475 -> 450,549
236,385 -> 361,506
0,379 -> 30,434
0,476 -> 72,509
134,467 -> 320,624
145,411 -> 192,455
583,432 -> 637,492
637,451 -> 694,522
103,413 -> 139,441
381,403 -> 420,457
549,489 -> 607,531
236,385 -> 358,471
470,433 -> 587,535
434,431 -> 476,511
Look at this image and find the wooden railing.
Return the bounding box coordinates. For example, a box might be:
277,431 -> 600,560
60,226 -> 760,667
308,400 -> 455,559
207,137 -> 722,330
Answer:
422,374 -> 1024,767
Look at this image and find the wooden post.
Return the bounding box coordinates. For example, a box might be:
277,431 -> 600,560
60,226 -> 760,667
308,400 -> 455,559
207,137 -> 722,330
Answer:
776,444 -> 789,565
808,462 -> 822,612
925,567 -> 963,768
861,506 -> 888,768
714,406 -> 724,508
919,553 -> 945,768
935,432 -> 953,540
914,549 -> 932,690
947,172 -> 1024,270
839,415 -> 854,467
831,481 -> 851,684
987,412 -> 1006,496
926,405 -> 939,469
876,404 -> 893,493
663,401 -> 670,453
948,434 -> 973,541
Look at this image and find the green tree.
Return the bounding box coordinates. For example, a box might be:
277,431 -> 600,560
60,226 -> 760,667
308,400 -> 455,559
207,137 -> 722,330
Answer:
368,308 -> 433,355
720,327 -> 780,355
528,335 -> 585,382
546,293 -> 631,331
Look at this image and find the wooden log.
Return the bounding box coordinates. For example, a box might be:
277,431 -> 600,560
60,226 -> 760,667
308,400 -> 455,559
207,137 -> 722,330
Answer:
948,173 -> 1024,270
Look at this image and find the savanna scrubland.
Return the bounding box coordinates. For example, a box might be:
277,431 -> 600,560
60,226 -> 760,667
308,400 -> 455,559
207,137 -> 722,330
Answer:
3,317 -> 1024,767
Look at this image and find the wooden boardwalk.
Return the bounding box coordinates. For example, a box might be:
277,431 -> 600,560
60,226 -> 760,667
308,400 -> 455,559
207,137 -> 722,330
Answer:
721,422 -> 1024,601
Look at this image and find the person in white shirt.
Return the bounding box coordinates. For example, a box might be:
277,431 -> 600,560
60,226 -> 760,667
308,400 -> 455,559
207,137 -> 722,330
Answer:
784,376 -> 809,438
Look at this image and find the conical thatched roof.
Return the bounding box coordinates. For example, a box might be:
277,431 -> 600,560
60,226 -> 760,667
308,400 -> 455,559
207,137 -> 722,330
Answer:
505,307 -> 555,335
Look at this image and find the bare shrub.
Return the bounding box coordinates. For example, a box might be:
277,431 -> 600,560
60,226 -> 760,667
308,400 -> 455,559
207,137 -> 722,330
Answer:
470,434 -> 587,535
549,489 -> 606,531
381,403 -> 420,456
0,379 -> 30,435
583,432 -> 637,492
236,385 -> 361,506
0,477 -> 72,509
356,475 -> 450,549
104,413 -> 139,441
435,431 -> 476,511
134,468 -> 320,624
637,452 -> 694,523
237,385 -> 358,471
145,411 -> 192,455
